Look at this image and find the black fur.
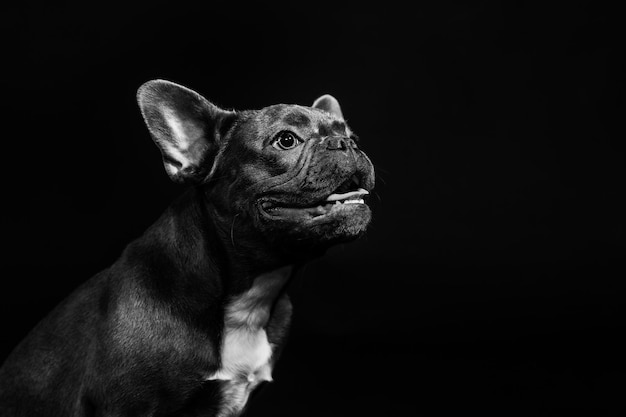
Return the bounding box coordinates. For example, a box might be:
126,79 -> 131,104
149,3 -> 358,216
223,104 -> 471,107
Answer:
0,80 -> 375,417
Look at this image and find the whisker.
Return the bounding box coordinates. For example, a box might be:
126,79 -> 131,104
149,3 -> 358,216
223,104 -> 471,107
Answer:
230,213 -> 240,249
374,165 -> 391,175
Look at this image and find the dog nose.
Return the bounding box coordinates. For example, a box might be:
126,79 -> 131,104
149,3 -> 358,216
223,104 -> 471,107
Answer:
325,136 -> 357,150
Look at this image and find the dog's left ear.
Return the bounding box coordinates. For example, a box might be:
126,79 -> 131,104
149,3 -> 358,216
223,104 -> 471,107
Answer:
312,94 -> 344,119
137,79 -> 235,184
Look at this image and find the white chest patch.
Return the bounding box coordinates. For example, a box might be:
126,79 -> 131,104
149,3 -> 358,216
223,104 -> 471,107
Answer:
208,326 -> 273,383
205,266 -> 292,417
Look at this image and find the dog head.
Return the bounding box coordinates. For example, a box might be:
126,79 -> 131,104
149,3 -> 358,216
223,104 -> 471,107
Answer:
137,80 -> 375,262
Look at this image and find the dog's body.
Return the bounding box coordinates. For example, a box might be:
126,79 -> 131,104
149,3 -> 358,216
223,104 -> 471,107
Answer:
0,80 -> 375,417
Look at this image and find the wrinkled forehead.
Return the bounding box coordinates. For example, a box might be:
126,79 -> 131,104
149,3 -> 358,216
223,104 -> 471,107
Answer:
255,104 -> 350,136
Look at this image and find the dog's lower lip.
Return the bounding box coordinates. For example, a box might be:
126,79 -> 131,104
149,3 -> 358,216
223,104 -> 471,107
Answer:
260,195 -> 368,219
261,188 -> 369,211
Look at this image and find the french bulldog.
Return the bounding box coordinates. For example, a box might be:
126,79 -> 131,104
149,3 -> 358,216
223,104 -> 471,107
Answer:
0,80 -> 375,417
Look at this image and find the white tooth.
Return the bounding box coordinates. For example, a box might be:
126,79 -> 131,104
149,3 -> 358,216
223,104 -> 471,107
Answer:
343,199 -> 365,205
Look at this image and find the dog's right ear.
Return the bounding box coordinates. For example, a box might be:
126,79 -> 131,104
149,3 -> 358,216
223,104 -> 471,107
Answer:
137,79 -> 235,184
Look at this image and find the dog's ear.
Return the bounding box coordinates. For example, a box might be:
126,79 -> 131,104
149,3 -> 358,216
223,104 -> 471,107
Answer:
137,80 -> 235,184
312,94 -> 343,119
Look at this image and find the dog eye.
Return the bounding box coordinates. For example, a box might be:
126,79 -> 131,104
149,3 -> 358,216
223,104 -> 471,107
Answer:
272,131 -> 302,150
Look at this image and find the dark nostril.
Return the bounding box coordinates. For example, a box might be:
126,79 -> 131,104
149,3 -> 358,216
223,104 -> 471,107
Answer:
326,136 -> 351,150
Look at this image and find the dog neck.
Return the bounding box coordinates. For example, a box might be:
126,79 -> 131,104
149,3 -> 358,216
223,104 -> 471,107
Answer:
224,265 -> 292,329
125,187 -> 293,302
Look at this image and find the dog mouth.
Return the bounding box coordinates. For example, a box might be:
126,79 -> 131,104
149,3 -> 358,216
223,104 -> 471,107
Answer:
259,175 -> 370,219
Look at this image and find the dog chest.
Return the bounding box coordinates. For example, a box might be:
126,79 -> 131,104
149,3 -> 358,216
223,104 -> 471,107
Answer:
206,326 -> 274,417
204,267 -> 291,415
208,326 -> 273,383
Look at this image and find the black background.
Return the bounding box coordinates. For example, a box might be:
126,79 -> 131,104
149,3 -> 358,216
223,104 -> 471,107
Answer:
1,1 -> 625,416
